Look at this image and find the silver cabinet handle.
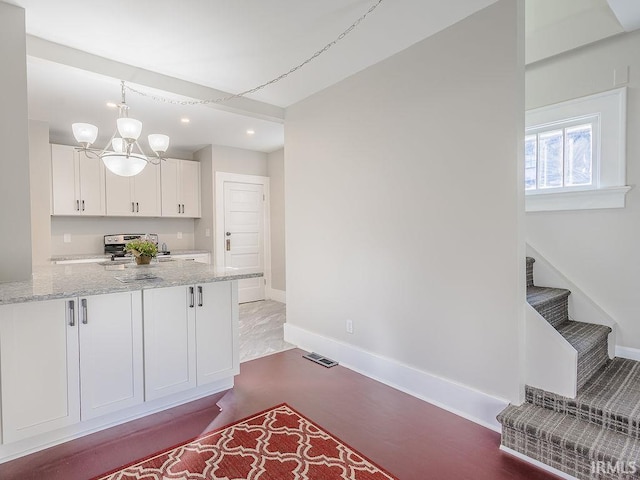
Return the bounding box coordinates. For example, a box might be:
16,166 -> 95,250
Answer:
178,204 -> 181,214
76,200 -> 80,211
136,202 -> 139,212
81,298 -> 88,324
181,204 -> 185,214
189,286 -> 195,308
197,285 -> 203,307
131,202 -> 135,213
68,300 -> 75,326
82,200 -> 85,211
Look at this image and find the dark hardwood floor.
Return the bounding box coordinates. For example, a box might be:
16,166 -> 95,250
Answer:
0,348 -> 560,480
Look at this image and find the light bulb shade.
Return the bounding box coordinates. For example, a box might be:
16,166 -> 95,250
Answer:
102,152 -> 147,177
148,134 -> 170,153
116,117 -> 143,141
111,137 -> 124,153
72,123 -> 98,145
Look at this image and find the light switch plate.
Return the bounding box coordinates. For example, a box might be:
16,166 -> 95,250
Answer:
177,232 -> 183,239
63,233 -> 71,243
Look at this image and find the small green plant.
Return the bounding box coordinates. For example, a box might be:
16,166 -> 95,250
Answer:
125,239 -> 158,258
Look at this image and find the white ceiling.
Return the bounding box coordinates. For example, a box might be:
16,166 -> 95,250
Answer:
11,0 -> 497,156
12,0 -> 640,156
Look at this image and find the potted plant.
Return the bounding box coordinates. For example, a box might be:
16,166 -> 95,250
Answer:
125,239 -> 158,265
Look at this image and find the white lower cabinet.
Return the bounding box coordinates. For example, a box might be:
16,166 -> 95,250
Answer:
78,293 -> 144,420
142,281 -> 238,401
0,291 -> 143,443
0,299 -> 80,443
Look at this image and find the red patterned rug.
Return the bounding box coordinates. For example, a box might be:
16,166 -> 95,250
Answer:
94,403 -> 397,480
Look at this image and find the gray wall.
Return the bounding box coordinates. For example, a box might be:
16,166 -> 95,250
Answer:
0,3 -> 32,281
29,120 -> 52,266
285,0 -> 524,401
194,145 -> 268,267
268,148 -> 286,292
526,28 -> 640,349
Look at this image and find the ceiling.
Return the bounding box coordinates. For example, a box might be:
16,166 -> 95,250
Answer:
10,0 -> 640,157
11,0 -> 498,156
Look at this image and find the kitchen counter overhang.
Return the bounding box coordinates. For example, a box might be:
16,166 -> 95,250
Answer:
0,261 -> 263,305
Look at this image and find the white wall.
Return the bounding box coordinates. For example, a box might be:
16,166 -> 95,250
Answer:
0,2 -> 32,281
526,28 -> 640,349
194,145 -> 214,254
29,120 -> 52,266
51,217 -> 196,256
212,145 -> 267,177
285,0 -> 524,402
267,148 -> 286,292
194,144 -> 268,266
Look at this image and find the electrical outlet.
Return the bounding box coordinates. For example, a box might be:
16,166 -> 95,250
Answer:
346,319 -> 354,334
205,228 -> 211,237
63,233 -> 71,243
177,232 -> 183,239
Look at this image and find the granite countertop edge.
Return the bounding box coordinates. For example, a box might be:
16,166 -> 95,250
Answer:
0,262 -> 262,306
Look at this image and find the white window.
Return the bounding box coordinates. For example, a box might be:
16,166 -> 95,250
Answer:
525,88 -> 629,212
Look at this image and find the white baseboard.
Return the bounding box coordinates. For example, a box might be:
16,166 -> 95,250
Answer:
500,446 -> 578,480
616,345 -> 640,361
267,288 -> 286,303
284,323 -> 508,432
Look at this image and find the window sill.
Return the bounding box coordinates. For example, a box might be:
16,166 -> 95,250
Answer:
525,186 -> 632,212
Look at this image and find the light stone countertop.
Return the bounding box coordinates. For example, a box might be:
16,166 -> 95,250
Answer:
0,260 -> 262,305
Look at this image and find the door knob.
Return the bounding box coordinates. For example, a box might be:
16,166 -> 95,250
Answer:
226,232 -> 231,236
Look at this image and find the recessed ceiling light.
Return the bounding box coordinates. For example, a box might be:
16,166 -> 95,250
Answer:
181,118 -> 190,124
106,102 -> 117,108
246,129 -> 255,136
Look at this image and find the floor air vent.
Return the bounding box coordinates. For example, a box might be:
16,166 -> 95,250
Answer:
303,352 -> 338,368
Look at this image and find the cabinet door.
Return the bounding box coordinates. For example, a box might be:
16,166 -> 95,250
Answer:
133,163 -> 161,216
142,285 -> 196,401
160,158 -> 180,217
78,291 -> 143,420
105,170 -> 135,216
51,144 -> 80,215
195,282 -> 238,386
78,155 -> 106,215
180,160 -> 201,218
0,299 -> 80,443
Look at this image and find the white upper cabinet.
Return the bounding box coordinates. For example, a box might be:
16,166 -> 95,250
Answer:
51,144 -> 106,216
105,163 -> 161,217
161,158 -> 201,218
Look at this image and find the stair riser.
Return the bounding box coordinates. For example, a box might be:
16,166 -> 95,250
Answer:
526,387 -> 640,441
501,427 -> 640,480
526,259 -> 534,287
577,341 -> 610,391
533,296 -> 568,328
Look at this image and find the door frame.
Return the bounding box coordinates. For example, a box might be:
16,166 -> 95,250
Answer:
215,172 -> 271,299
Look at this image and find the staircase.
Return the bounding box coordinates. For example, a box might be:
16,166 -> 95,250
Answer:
497,257 -> 640,480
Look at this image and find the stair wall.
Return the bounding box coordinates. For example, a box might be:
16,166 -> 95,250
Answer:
526,243 -> 617,358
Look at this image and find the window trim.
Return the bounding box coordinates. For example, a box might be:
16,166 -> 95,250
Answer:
525,87 -> 629,212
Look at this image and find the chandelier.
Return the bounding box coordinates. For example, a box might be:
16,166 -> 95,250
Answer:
72,81 -> 170,177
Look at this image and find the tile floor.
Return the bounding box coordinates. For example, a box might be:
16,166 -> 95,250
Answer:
238,299 -> 294,362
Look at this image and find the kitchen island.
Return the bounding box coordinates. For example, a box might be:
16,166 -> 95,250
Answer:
0,261 -> 261,462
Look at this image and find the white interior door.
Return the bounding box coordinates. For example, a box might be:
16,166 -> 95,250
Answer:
223,181 -> 265,303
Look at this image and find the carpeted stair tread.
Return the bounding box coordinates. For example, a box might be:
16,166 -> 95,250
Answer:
527,285 -> 571,328
556,320 -> 611,354
498,403 -> 640,465
527,358 -> 640,439
526,285 -> 571,307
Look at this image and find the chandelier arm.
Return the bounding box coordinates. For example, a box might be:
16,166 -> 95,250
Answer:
75,147 -> 101,160
123,0 -> 384,105
100,130 -> 120,157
